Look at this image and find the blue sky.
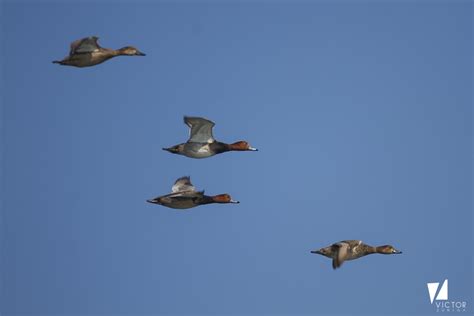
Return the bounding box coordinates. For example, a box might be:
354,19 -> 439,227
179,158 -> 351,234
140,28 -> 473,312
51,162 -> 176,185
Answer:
1,1 -> 472,315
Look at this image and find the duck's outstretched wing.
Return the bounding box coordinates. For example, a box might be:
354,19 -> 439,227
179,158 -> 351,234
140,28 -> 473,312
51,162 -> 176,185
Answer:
160,190 -> 204,200
70,36 -> 101,55
332,242 -> 349,269
184,116 -> 215,143
171,176 -> 196,193
340,240 -> 361,246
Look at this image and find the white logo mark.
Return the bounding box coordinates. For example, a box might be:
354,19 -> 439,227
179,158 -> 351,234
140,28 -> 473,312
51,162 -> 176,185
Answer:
427,279 -> 448,304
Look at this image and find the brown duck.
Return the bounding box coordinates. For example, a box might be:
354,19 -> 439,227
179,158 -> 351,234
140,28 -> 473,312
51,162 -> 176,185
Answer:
311,240 -> 402,269
163,116 -> 258,159
53,36 -> 145,68
146,176 -> 239,209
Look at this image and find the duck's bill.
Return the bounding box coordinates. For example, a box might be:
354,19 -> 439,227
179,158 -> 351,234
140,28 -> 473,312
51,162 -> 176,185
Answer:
310,250 -> 321,254
135,51 -> 146,56
230,199 -> 240,204
146,198 -> 159,204
248,147 -> 258,151
394,250 -> 403,254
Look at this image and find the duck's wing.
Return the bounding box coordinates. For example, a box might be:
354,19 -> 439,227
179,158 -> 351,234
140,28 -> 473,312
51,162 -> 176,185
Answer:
184,116 -> 215,143
160,190 -> 204,199
70,36 -> 101,55
171,176 -> 197,193
340,240 -> 362,247
332,242 -> 350,269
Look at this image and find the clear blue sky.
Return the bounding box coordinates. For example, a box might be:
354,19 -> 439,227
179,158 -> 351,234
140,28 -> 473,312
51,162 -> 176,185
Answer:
1,1 -> 472,315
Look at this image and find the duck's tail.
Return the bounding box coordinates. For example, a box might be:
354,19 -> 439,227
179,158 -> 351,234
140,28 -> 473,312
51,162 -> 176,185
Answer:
146,198 -> 161,205
52,60 -> 62,64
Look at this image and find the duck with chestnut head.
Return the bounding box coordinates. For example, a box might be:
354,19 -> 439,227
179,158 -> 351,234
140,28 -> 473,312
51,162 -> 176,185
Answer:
311,240 -> 402,269
146,176 -> 239,209
53,36 -> 145,68
163,116 -> 258,159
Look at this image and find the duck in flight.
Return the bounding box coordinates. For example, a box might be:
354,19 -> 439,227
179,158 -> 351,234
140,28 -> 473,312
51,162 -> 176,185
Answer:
311,240 -> 402,269
163,116 -> 258,159
146,176 -> 239,209
53,36 -> 145,68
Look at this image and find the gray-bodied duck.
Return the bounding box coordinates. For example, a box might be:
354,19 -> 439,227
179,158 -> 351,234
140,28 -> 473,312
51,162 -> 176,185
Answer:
53,36 -> 145,68
163,116 -> 258,159
147,176 -> 239,209
311,240 -> 402,269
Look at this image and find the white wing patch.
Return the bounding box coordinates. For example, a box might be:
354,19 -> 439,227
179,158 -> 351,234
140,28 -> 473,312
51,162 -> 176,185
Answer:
197,144 -> 211,153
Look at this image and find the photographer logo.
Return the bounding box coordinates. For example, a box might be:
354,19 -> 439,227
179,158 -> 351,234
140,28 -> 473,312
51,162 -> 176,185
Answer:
427,279 -> 467,313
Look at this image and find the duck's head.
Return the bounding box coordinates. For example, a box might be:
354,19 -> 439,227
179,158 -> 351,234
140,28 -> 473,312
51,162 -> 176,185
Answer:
229,141 -> 258,151
212,194 -> 239,204
376,245 -> 402,255
119,46 -> 146,56
163,144 -> 184,154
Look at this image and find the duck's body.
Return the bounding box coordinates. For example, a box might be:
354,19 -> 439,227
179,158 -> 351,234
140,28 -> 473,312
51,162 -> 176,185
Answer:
54,49 -> 117,68
311,240 -> 402,269
53,36 -> 145,68
149,192 -> 218,209
163,116 -> 257,159
170,141 -> 234,159
147,176 -> 239,209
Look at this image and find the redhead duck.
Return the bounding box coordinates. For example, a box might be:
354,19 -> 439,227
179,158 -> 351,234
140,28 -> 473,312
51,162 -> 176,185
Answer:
311,240 -> 402,269
163,116 -> 258,159
53,36 -> 145,68
146,176 -> 239,209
